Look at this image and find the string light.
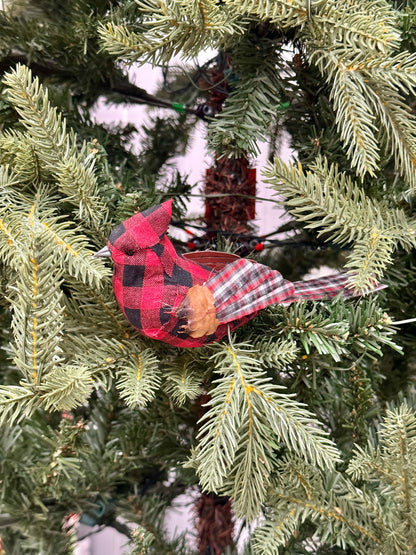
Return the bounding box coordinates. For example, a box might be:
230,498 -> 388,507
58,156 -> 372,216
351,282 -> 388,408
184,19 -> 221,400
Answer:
171,220 -> 340,252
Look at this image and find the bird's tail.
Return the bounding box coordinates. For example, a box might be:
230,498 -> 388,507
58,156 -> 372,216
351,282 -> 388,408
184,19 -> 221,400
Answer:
204,260 -> 385,325
287,273 -> 386,304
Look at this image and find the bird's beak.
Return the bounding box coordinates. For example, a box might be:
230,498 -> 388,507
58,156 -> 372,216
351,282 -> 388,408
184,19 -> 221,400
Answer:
93,246 -> 112,258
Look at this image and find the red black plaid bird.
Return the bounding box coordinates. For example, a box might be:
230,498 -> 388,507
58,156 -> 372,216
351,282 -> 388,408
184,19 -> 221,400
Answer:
95,200 -> 380,348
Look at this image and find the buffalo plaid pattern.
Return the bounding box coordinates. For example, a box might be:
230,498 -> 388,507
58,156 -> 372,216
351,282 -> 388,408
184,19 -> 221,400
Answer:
108,201 -> 255,347
108,201 -> 384,348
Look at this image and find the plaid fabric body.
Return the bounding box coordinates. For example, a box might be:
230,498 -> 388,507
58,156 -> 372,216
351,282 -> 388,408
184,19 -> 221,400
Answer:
111,247 -> 256,347
108,202 -> 255,347
108,201 -> 383,348
205,259 -> 359,324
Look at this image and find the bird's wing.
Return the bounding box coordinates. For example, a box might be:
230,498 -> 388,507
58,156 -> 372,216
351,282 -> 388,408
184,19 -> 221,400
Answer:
182,250 -> 240,271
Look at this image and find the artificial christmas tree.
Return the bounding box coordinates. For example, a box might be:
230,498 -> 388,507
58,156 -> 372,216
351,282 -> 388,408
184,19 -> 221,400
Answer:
0,1 -> 416,554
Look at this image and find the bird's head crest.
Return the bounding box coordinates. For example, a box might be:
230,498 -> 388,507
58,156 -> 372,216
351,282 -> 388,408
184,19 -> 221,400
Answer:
109,199 -> 173,253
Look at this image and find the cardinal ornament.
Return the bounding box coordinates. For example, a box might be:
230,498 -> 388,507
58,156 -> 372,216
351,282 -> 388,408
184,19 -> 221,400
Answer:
95,200 -> 381,348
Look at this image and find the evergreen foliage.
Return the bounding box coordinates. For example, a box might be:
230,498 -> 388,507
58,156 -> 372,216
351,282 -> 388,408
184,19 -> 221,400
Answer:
264,156 -> 416,290
187,340 -> 340,521
206,33 -> 287,157
0,0 -> 415,554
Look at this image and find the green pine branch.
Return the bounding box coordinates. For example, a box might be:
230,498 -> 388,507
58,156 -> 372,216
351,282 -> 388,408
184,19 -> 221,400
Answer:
207,33 -> 286,157
253,403 -> 416,553
0,186 -> 118,420
231,0 -> 400,54
0,166 -> 27,271
37,365 -> 95,412
264,155 -> 416,289
2,64 -> 109,231
261,298 -> 400,395
347,403 -> 416,553
0,131 -> 44,185
116,349 -> 161,408
254,455 -> 382,554
339,361 -> 378,447
0,183 -> 109,289
365,79 -> 416,193
9,222 -> 65,388
309,47 -> 381,178
307,46 -> 416,185
227,0 -> 309,28
162,353 -> 204,407
0,416 -> 84,553
308,0 -> 400,54
0,67 -> 168,422
0,386 -> 38,426
250,336 -> 299,370
98,0 -> 246,66
345,232 -> 395,290
61,280 -> 133,341
278,300 -> 350,362
98,0 -> 416,185
188,339 -> 340,521
343,297 -> 401,360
